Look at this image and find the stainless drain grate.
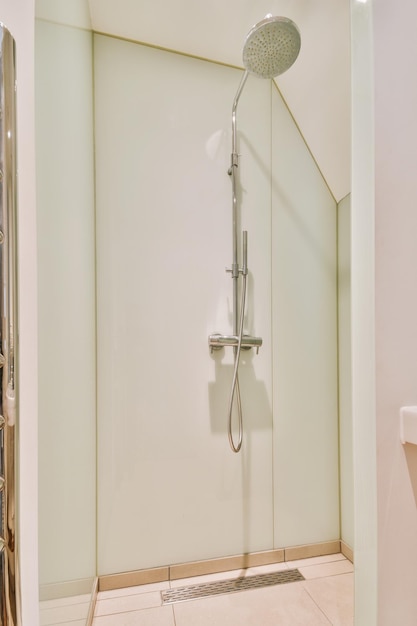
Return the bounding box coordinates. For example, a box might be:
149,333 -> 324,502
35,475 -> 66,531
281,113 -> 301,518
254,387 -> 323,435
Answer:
161,568 -> 304,605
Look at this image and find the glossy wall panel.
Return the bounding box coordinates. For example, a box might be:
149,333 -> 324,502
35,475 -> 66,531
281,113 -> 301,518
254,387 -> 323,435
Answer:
338,194 -> 353,550
36,19 -> 96,585
94,36 -> 273,574
35,0 -> 92,28
94,33 -> 340,575
271,86 -> 339,547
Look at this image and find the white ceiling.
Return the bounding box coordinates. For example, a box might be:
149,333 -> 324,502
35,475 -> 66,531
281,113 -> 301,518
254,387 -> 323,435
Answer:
36,0 -> 351,202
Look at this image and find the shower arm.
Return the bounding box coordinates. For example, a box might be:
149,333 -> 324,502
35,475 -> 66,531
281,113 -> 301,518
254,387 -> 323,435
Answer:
229,70 -> 249,174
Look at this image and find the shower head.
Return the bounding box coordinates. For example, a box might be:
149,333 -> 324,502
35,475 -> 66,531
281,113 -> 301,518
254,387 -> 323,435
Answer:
228,15 -> 301,170
242,15 -> 301,79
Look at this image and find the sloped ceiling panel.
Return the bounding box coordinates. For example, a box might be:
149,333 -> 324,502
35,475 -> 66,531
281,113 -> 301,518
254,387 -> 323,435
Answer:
86,0 -> 350,201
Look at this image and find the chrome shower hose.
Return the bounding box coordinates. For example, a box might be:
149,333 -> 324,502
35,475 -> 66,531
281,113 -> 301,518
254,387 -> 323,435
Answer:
227,271 -> 247,453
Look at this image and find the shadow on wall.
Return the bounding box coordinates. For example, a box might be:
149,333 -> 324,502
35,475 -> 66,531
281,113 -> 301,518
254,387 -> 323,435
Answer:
208,348 -> 272,434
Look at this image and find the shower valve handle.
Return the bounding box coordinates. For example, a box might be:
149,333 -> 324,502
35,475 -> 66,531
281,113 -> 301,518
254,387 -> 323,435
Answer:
208,333 -> 263,352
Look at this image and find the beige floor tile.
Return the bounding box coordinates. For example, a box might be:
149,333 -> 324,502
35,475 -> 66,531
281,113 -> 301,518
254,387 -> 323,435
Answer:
95,590 -> 162,616
93,605 -> 175,626
299,559 -> 354,580
172,582 -> 332,626
40,601 -> 90,625
169,561 -> 289,589
287,553 -> 347,569
241,561 -> 291,577
44,622 -> 86,626
304,573 -> 354,626
98,581 -> 170,600
169,569 -> 239,588
39,594 -> 92,610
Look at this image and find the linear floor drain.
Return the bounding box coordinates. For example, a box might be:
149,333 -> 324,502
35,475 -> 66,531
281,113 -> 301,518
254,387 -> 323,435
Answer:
161,569 -> 304,604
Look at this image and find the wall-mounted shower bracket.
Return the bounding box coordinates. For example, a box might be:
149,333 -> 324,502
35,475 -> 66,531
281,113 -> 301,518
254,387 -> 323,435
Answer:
226,263 -> 245,279
228,153 -> 240,175
208,333 -> 262,354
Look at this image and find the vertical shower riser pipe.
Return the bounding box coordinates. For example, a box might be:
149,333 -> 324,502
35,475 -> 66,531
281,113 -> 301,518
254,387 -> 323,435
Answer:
226,70 -> 249,453
228,70 -> 248,337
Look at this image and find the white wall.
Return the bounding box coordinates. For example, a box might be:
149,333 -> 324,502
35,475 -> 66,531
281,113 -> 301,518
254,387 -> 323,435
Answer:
374,0 -> 417,623
0,0 -> 39,624
351,1 -> 377,624
94,34 -> 339,575
35,17 -> 96,586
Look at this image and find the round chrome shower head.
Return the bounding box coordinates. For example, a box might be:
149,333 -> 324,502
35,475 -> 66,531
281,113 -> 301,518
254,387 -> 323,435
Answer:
242,15 -> 301,79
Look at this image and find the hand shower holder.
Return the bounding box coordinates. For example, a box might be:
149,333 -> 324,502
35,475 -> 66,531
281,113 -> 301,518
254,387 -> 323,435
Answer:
208,333 -> 262,354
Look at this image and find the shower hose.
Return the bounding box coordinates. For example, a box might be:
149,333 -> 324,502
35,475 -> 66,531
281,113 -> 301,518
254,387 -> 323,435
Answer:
227,271 -> 247,453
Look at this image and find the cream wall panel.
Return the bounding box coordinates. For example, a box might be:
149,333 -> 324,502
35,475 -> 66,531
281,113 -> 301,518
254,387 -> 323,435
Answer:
271,87 -> 339,547
35,0 -> 92,28
94,36 -> 273,575
36,19 -> 96,584
338,193 -> 353,550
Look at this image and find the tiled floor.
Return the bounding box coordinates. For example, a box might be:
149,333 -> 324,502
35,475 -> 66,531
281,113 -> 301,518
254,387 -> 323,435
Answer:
39,593 -> 91,626
91,553 -> 354,626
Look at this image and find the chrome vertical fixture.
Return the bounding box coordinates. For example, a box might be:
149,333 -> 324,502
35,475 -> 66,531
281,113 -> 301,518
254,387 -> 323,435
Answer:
209,15 -> 300,453
0,24 -> 20,625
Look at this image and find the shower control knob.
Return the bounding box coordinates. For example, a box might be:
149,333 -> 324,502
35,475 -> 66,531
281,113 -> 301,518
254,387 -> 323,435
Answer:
208,333 -> 262,351
209,333 -> 224,352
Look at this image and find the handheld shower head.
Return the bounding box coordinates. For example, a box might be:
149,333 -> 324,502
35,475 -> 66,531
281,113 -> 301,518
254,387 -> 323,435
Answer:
242,15 -> 301,79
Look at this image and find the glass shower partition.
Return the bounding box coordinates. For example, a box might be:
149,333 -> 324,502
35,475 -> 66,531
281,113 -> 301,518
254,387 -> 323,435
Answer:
0,22 -> 20,626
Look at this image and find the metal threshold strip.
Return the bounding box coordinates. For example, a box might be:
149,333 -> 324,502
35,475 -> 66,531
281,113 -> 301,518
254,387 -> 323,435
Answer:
161,568 -> 305,605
